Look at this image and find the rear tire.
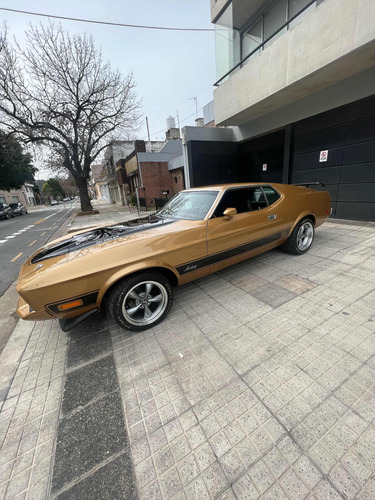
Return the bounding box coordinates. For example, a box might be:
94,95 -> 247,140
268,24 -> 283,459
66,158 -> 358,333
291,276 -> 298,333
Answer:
108,272 -> 173,331
281,217 -> 314,255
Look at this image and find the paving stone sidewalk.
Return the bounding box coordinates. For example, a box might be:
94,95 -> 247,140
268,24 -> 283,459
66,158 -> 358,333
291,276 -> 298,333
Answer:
1,218 -> 375,499
68,199 -> 152,233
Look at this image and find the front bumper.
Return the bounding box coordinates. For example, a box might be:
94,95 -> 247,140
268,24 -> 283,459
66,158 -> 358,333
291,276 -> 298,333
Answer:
17,295 -> 53,321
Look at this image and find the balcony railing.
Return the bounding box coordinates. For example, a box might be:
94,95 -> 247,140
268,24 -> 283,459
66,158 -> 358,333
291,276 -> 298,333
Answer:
214,0 -> 317,87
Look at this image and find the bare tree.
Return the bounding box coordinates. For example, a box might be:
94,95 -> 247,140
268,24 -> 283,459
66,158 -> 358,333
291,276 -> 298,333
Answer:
0,23 -> 141,212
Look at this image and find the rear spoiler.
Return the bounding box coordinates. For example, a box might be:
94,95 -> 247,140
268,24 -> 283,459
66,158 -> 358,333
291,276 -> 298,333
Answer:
292,182 -> 326,188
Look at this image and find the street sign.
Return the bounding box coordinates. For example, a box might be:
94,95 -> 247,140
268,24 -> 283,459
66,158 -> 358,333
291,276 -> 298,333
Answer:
319,150 -> 328,162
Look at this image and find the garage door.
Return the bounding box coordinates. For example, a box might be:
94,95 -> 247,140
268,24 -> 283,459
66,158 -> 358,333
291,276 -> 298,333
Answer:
291,97 -> 375,222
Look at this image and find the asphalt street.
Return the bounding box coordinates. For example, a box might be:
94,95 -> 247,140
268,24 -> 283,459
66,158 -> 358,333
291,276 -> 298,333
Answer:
0,203 -> 76,296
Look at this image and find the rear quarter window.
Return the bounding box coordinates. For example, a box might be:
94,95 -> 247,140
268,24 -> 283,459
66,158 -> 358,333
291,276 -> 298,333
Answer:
262,186 -> 280,205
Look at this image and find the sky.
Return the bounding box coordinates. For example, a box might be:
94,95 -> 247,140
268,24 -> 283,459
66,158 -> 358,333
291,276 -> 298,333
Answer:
0,1 -> 216,178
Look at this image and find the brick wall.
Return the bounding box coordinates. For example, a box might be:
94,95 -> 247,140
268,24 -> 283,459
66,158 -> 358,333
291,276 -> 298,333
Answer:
139,162 -> 185,206
170,168 -> 185,196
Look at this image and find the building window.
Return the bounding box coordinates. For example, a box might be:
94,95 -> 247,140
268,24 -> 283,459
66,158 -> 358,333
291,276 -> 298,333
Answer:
0,197 -> 5,203
216,0 -> 317,82
289,0 -> 316,28
12,196 -> 19,203
289,0 -> 313,18
264,0 -> 287,47
215,2 -> 240,81
242,20 -> 262,61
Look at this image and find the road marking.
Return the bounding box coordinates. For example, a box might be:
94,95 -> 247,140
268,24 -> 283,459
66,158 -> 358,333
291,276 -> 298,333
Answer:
6,236 -> 16,239
29,240 -> 37,247
0,239 -> 7,243
41,232 -> 46,236
13,232 -> 22,235
11,252 -> 23,262
19,229 -> 27,232
34,218 -> 46,225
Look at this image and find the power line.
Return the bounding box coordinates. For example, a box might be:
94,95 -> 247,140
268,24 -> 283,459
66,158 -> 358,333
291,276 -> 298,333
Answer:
0,7 -> 214,32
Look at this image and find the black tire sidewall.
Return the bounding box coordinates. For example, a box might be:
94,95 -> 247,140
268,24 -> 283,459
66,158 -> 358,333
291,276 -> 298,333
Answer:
110,272 -> 173,331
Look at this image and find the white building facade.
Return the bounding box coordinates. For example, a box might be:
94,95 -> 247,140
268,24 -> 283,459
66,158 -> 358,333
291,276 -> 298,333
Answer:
0,184 -> 36,206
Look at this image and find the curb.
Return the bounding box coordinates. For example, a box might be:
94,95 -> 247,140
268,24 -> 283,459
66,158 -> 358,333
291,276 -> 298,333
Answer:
0,319 -> 35,404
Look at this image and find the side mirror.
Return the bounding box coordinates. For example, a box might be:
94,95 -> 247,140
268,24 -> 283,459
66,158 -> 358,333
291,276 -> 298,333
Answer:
223,207 -> 237,219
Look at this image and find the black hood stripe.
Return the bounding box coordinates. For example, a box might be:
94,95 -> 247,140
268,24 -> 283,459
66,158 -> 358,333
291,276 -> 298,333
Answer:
31,217 -> 176,264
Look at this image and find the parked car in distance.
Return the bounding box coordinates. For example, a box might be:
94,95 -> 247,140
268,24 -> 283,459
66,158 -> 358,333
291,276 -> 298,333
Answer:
9,202 -> 28,216
17,183 -> 331,333
63,197 -> 70,202
51,200 -> 59,205
0,203 -> 14,220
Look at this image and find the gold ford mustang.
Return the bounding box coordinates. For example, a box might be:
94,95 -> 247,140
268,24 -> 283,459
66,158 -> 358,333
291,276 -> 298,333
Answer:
17,183 -> 331,332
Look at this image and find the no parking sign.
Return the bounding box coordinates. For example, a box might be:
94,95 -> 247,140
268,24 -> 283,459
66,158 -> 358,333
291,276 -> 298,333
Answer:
319,150 -> 328,162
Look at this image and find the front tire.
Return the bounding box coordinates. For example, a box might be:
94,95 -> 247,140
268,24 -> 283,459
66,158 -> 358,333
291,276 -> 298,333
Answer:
281,217 -> 314,255
108,272 -> 173,331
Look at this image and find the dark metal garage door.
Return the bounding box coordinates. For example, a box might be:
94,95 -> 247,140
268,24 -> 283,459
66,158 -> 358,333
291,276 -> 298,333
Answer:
291,97 -> 375,222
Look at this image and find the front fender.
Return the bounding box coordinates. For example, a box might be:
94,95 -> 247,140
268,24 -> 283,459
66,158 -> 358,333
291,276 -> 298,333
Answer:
97,260 -> 179,304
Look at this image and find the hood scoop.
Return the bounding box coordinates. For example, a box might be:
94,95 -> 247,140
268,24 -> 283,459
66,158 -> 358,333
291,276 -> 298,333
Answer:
30,218 -> 174,264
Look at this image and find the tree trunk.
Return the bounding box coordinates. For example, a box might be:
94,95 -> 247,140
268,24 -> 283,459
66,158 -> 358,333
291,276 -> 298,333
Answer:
76,176 -> 93,212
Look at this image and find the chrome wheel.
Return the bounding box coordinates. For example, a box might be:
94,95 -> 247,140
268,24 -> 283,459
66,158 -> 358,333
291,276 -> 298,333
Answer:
122,280 -> 169,326
297,221 -> 314,251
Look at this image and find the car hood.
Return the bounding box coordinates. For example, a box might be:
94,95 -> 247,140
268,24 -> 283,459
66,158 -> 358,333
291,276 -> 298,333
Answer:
30,215 -> 177,264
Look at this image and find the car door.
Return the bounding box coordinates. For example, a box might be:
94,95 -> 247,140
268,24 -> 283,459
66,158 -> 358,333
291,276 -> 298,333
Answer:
207,185 -> 286,273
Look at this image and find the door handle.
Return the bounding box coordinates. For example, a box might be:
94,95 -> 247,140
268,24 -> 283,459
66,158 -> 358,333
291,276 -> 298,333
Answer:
268,214 -> 277,220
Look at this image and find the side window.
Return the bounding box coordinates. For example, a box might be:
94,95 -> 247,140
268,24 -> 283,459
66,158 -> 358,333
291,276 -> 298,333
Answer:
251,187 -> 268,210
262,186 -> 280,205
213,187 -> 268,217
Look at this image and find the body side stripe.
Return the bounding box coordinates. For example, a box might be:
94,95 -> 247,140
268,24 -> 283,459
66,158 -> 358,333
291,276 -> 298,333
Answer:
175,229 -> 290,276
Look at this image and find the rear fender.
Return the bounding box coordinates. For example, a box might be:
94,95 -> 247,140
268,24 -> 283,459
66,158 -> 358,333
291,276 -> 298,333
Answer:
289,211 -> 317,236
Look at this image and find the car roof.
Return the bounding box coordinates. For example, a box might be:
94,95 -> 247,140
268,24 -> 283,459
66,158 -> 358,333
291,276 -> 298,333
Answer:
185,183 -> 282,192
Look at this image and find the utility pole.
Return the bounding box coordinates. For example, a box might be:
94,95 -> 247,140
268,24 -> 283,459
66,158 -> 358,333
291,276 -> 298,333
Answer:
145,116 -> 151,143
188,97 -> 198,119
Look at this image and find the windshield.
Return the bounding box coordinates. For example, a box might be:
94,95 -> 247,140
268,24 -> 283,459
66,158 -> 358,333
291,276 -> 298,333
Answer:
156,191 -> 219,221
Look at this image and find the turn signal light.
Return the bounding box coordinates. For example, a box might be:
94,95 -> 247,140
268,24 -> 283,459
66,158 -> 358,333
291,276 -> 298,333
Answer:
58,299 -> 84,311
